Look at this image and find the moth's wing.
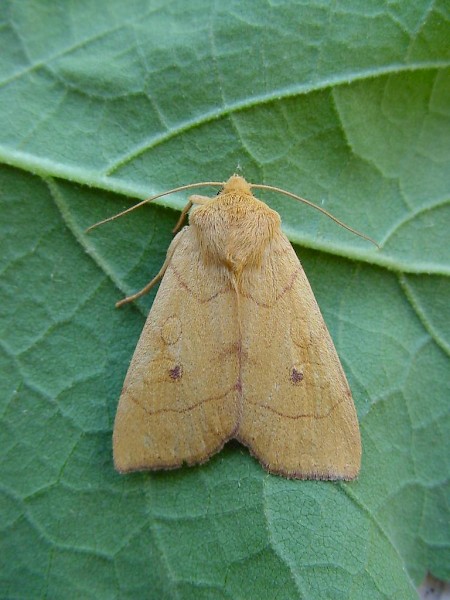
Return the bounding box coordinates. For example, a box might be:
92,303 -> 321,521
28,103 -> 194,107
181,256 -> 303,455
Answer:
113,228 -> 240,473
237,233 -> 361,480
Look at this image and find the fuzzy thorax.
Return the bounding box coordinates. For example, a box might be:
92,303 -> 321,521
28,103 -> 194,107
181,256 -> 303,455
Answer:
190,178 -> 281,273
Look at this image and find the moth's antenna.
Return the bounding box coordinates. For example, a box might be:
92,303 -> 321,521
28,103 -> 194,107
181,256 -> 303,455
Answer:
86,182 -> 224,232
251,183 -> 379,248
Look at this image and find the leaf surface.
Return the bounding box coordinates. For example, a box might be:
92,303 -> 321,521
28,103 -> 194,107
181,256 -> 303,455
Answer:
1,2 -> 449,598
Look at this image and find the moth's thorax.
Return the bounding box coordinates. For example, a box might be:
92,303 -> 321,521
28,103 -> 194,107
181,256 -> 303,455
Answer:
189,190 -> 281,273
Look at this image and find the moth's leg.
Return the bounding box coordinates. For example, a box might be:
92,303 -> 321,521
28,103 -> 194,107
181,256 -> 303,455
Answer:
172,195 -> 211,233
172,201 -> 192,234
189,194 -> 212,205
116,232 -> 184,308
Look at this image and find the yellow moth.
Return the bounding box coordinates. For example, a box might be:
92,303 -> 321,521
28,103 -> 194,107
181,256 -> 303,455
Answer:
89,175 -> 377,479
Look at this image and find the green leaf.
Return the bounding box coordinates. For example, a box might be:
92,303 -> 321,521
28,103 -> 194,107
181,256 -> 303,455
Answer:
1,1 -> 449,598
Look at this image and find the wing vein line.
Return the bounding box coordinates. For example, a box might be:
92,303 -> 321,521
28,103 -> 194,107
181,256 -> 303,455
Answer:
127,385 -> 237,416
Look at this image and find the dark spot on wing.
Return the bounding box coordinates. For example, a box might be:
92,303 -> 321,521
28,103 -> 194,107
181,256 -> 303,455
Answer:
169,365 -> 183,380
290,368 -> 304,384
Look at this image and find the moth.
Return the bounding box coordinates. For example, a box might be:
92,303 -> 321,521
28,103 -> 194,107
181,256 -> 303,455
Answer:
89,175 -> 377,479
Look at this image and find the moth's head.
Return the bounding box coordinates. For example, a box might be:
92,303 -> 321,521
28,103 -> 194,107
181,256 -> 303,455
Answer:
221,174 -> 252,197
